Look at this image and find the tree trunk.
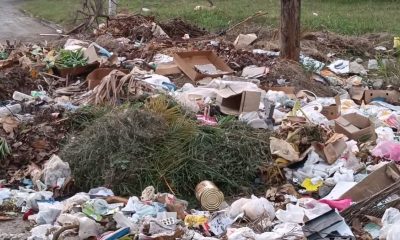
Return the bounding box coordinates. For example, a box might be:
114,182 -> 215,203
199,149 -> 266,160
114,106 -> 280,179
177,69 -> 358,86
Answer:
108,0 -> 117,16
280,0 -> 301,61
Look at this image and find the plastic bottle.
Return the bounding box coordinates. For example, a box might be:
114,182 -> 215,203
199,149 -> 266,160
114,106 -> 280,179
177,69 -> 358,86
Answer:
0,104 -> 22,117
12,91 -> 33,101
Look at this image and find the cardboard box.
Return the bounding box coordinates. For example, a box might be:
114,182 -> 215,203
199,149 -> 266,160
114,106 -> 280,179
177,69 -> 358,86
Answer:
350,87 -> 400,105
174,51 -> 234,81
321,96 -> 341,120
334,113 -> 376,141
364,90 -> 400,104
216,90 -> 261,116
312,134 -> 347,164
340,162 -> 400,202
349,87 -> 366,104
155,62 -> 181,75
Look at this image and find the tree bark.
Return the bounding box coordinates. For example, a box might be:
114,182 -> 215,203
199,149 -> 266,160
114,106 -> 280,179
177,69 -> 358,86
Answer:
280,0 -> 301,61
108,0 -> 118,16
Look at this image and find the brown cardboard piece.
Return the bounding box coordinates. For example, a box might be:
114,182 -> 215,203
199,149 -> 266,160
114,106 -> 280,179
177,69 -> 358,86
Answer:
364,90 -> 400,104
55,62 -> 99,78
350,87 -> 400,104
86,68 -> 130,89
334,113 -> 376,141
340,162 -> 400,202
216,90 -> 261,116
155,62 -> 181,75
321,96 -> 341,120
312,134 -> 347,164
174,51 -> 234,81
349,87 -> 366,104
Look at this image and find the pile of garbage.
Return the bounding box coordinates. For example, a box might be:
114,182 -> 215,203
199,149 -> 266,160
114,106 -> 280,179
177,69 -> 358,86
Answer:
1,13 -> 400,240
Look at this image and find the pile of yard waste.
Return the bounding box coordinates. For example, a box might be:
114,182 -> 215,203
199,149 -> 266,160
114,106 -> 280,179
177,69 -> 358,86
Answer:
1,13 -> 400,240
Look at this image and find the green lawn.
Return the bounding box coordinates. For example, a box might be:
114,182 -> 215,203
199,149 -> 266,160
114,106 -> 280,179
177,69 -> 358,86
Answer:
21,0 -> 400,35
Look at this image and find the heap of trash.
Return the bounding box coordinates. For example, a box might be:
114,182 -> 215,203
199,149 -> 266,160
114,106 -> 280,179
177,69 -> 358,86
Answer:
1,14 -> 400,240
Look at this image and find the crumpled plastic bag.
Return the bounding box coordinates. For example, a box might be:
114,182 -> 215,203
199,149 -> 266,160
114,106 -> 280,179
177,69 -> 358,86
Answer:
380,208 -> 400,240
227,227 -> 256,240
0,188 -> 11,205
375,126 -> 395,143
27,191 -> 54,211
122,196 -> 166,222
43,155 -> 71,188
88,187 -> 114,197
36,201 -> 64,225
241,195 -> 275,221
371,140 -> 400,162
79,216 -> 102,239
275,204 -> 305,223
82,199 -> 110,221
229,198 -> 251,219
62,192 -> 90,212
28,224 -> 60,240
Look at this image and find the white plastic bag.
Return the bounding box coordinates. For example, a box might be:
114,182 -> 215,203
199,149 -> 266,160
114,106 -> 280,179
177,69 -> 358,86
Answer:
36,201 -> 63,225
228,198 -> 251,219
79,216 -> 102,239
275,204 -> 304,223
43,155 -> 71,188
227,227 -> 256,240
241,195 -> 275,221
380,208 -> 400,240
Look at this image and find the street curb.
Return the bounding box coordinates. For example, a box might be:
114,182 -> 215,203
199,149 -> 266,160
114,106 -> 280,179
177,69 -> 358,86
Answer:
19,8 -> 65,33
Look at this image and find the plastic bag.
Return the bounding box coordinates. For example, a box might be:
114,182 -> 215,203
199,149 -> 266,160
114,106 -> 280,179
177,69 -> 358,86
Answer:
241,195 -> 275,221
375,126 -> 395,143
380,208 -> 400,240
0,188 -> 11,205
229,198 -> 251,219
372,140 -> 400,162
42,155 -> 71,188
275,204 -> 304,223
36,201 -> 63,225
227,227 -> 256,240
28,224 -> 59,240
79,216 -> 102,239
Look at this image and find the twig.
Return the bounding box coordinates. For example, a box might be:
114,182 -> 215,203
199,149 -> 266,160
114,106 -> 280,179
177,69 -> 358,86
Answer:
225,11 -> 268,33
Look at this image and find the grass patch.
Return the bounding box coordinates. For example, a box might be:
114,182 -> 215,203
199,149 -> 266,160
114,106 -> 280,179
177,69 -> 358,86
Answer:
21,0 -> 400,35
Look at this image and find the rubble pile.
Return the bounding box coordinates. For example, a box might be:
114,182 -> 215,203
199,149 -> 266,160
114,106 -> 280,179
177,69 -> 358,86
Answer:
1,13 -> 400,240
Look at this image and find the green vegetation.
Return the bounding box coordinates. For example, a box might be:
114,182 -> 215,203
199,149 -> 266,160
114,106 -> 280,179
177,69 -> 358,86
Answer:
61,97 -> 271,199
21,0 -> 400,35
55,50 -> 88,68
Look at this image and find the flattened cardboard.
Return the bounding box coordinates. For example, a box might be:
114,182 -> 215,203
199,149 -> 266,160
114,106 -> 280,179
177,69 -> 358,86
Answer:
340,162 -> 400,202
364,90 -> 400,104
174,51 -> 234,81
313,134 -> 347,164
321,96 -> 341,120
216,90 -> 261,116
86,68 -> 114,90
334,113 -> 376,141
155,62 -> 181,75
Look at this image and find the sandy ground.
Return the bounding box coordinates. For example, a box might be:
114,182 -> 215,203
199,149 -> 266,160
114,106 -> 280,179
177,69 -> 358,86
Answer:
0,0 -> 57,43
0,216 -> 31,239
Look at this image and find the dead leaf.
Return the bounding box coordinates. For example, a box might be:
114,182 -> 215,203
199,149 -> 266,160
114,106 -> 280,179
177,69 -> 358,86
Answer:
0,116 -> 19,136
31,139 -> 50,150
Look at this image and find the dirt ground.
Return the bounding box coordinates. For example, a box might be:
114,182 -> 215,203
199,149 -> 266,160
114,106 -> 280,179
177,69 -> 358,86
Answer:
0,0 -> 56,43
